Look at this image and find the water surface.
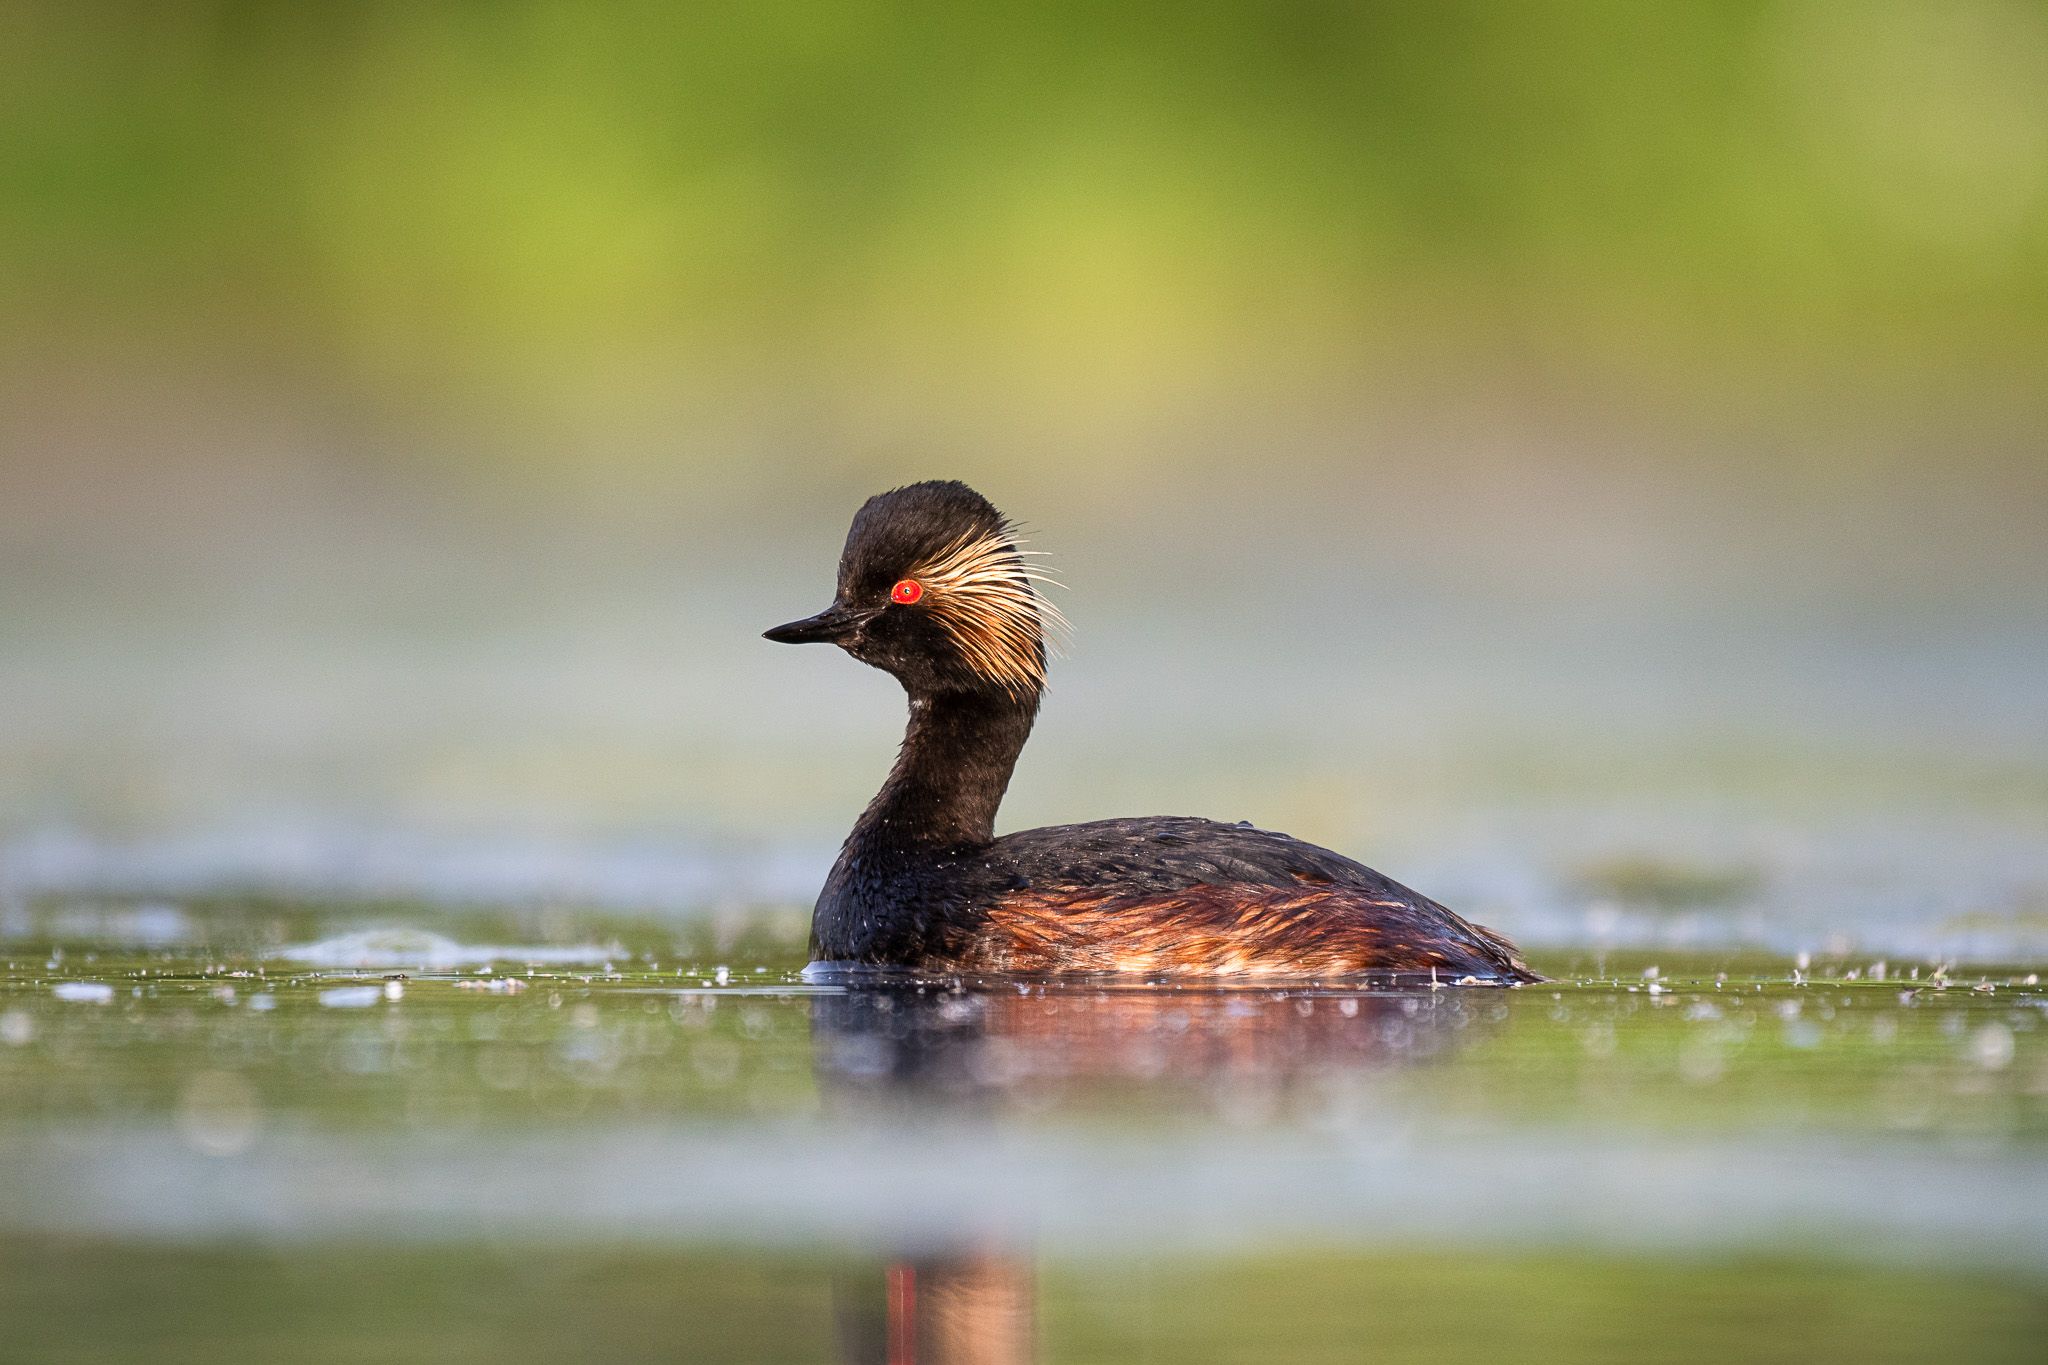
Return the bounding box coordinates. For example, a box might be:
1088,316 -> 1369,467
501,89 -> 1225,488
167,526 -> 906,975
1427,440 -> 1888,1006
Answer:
1,900 -> 2042,1361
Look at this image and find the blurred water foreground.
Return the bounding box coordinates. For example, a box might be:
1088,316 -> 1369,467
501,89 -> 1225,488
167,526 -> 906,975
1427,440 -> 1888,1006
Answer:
0,909 -> 2042,1362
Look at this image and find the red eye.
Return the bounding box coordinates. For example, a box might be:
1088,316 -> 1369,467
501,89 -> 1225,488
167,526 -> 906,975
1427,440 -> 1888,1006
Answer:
890,579 -> 923,605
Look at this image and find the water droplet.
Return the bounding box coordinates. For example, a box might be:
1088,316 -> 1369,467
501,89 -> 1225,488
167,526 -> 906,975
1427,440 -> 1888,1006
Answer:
0,1010 -> 33,1046
176,1070 -> 262,1157
1969,1022 -> 2015,1070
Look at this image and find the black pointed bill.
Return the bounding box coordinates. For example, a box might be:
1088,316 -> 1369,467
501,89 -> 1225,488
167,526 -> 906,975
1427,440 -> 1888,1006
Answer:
763,604 -> 862,645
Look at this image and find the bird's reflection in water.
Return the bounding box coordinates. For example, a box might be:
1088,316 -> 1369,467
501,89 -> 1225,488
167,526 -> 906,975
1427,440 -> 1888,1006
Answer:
812,982 -> 1503,1363
832,1252 -> 1036,1365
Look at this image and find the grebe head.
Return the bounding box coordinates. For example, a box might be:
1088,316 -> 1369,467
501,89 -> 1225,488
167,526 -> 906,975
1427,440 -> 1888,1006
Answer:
764,480 -> 1063,699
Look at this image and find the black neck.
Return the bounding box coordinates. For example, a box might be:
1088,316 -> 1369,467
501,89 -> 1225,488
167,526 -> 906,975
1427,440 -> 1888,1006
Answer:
850,686 -> 1038,851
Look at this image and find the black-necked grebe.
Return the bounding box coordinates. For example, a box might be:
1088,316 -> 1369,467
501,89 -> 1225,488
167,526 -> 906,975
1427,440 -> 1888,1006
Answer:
766,480 -> 1536,983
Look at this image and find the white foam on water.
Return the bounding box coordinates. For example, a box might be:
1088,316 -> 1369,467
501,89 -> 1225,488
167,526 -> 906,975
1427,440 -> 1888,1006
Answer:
315,985 -> 383,1009
279,928 -> 616,970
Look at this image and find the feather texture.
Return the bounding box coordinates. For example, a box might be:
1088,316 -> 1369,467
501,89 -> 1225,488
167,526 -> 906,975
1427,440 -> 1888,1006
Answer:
906,521 -> 1068,697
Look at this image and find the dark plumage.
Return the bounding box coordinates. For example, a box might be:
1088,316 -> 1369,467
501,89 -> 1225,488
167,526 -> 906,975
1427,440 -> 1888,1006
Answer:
765,480 -> 1537,983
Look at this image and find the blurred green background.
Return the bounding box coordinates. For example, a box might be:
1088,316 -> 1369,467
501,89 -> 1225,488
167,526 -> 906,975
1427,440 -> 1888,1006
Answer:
1,1 -> 2044,931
